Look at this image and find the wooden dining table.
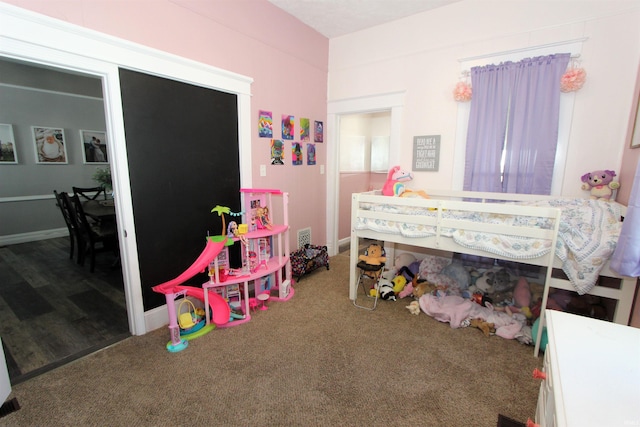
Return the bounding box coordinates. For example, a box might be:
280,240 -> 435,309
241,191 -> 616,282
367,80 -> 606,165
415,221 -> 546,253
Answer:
82,199 -> 120,268
82,199 -> 116,222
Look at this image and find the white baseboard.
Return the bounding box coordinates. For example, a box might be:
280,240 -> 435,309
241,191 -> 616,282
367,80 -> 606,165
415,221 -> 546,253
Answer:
144,305 -> 170,333
0,228 -> 68,246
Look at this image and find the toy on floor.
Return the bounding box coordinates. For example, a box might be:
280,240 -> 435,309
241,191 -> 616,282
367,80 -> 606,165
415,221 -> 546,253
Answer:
382,165 -> 429,198
580,169 -> 620,201
152,237 -> 230,352
152,204 -> 238,352
379,281 -> 397,301
406,300 -> 421,315
368,277 -> 397,301
412,280 -> 436,298
469,318 -> 496,337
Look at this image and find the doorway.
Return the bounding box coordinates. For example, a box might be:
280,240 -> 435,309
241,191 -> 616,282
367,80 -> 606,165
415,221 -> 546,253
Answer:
0,58 -> 128,383
337,111 -> 391,251
326,92 -> 405,256
1,4 -> 253,377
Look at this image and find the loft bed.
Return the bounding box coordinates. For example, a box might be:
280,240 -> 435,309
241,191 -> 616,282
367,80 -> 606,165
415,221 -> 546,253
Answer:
348,189 -> 636,357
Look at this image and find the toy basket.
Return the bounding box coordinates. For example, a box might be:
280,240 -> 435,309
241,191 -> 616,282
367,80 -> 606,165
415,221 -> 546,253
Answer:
178,298 -> 197,329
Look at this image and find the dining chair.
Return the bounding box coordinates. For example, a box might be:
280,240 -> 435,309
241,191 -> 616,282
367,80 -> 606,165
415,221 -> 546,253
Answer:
72,185 -> 107,202
66,192 -> 118,272
53,190 -> 78,260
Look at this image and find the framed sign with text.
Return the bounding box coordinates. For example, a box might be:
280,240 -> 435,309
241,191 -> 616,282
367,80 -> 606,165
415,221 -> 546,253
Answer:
413,135 -> 440,171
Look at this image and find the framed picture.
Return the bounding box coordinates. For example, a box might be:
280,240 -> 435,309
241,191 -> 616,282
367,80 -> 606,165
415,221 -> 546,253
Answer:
80,130 -> 109,163
258,110 -> 273,138
32,126 -> 68,164
314,120 -> 324,143
0,124 -> 18,164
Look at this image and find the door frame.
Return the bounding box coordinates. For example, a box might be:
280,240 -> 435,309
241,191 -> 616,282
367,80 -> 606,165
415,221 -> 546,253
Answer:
0,3 -> 253,334
326,92 -> 405,256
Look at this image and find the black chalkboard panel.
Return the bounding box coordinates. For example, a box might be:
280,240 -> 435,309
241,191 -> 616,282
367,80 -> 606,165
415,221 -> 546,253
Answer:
119,68 -> 241,310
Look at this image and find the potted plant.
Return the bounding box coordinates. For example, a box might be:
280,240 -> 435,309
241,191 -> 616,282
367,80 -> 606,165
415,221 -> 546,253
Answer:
92,167 -> 112,192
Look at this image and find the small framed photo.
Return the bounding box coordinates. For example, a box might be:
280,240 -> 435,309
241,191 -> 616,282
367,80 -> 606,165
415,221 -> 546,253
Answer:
0,124 -> 18,164
80,130 -> 109,163
314,120 -> 324,143
32,126 -> 68,164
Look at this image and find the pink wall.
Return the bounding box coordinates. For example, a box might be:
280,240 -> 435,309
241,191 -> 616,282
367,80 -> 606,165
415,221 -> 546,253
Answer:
4,0 -> 329,249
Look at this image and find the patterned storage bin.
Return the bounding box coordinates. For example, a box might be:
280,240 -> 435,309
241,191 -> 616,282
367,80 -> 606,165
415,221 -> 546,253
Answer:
290,244 -> 329,280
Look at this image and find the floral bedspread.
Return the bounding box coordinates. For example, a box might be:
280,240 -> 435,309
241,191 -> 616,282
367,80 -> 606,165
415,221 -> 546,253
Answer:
355,198 -> 622,294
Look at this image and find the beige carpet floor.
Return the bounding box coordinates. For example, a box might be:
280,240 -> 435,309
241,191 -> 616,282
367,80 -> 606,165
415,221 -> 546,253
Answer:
0,250 -> 543,426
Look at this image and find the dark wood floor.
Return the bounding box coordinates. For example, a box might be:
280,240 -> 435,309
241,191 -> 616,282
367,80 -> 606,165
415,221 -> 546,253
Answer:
0,236 -> 129,385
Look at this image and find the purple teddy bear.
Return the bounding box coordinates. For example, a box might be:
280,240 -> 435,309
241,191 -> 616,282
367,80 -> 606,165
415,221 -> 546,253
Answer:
580,170 -> 620,201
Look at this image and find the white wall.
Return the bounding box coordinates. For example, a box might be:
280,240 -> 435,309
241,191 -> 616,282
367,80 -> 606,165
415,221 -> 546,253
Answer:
328,0 -> 640,196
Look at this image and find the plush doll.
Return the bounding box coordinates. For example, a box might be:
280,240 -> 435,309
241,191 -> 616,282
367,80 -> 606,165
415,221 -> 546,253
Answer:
406,300 -> 421,315
469,318 -> 496,337
502,277 -> 533,319
486,268 -> 514,293
580,170 -> 620,201
398,282 -> 415,299
358,243 -> 386,266
473,271 -> 495,294
382,165 -> 429,198
379,282 -> 397,301
412,281 -> 436,298
369,278 -> 397,301
391,275 -> 407,294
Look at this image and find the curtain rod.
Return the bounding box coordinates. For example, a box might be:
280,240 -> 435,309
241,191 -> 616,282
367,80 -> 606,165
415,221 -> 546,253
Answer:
458,37 -> 588,63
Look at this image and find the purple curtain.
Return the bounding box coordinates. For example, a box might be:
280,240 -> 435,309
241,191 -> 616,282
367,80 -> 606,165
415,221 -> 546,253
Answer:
463,62 -> 514,192
464,53 -> 570,194
610,160 -> 640,277
503,54 -> 570,194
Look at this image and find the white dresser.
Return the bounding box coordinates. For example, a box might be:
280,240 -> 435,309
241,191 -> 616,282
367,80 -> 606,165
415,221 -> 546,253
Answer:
535,310 -> 640,427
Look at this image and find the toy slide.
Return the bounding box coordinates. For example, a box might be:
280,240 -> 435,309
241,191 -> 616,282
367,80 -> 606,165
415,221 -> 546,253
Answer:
152,237 -> 230,326
152,237 -> 227,292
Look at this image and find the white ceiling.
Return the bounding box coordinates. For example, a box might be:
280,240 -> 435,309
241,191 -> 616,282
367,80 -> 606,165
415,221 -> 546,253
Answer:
267,0 -> 463,38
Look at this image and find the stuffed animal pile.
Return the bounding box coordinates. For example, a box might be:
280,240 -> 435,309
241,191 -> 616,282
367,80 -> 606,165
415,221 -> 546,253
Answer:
370,249 -> 609,344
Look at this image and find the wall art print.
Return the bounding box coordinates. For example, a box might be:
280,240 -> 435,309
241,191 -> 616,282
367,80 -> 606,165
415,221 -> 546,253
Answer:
271,139 -> 284,165
258,110 -> 273,138
307,143 -> 316,165
292,142 -> 303,165
0,124 -> 17,164
314,120 -> 323,143
300,118 -> 310,142
32,126 -> 68,164
282,114 -> 294,140
80,130 -> 109,164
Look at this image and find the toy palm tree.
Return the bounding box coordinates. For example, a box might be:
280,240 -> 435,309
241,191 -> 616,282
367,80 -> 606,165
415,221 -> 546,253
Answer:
210,205 -> 231,238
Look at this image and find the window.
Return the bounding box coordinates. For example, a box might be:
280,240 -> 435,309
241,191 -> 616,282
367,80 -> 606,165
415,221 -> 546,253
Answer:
453,40 -> 584,194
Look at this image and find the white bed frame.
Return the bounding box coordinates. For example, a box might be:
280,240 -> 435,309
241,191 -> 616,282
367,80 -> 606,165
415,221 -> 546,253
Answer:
349,190 -> 637,357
